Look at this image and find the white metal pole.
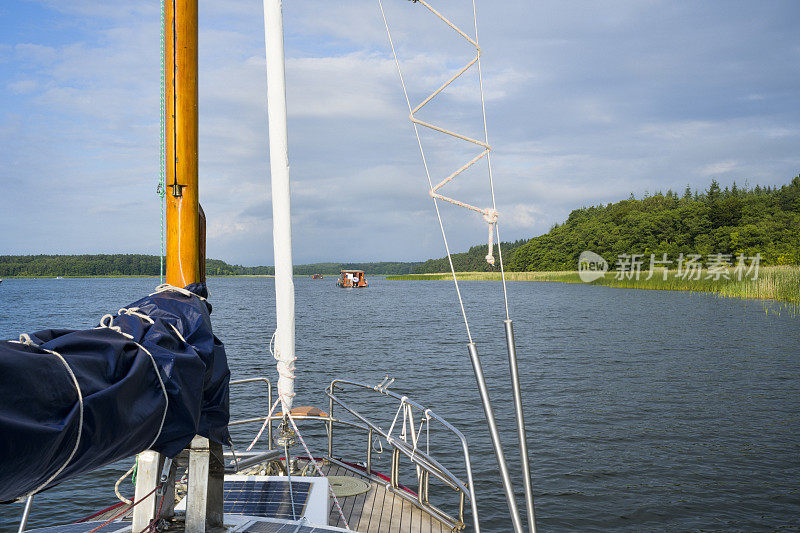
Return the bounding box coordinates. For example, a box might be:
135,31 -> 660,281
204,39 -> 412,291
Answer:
263,0 -> 295,412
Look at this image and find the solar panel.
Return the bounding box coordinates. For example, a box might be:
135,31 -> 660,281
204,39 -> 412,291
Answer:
243,520 -> 349,533
223,479 -> 312,520
243,524 -> 313,533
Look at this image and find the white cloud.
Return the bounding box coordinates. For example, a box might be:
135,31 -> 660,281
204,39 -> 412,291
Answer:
501,204 -> 540,230
286,53 -> 402,119
7,80 -> 37,94
700,160 -> 738,177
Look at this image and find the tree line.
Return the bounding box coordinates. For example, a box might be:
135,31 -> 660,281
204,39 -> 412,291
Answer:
2,176 -> 797,277
506,175 -> 800,271
0,254 -> 165,277
0,255 -> 421,277
411,240 -> 528,273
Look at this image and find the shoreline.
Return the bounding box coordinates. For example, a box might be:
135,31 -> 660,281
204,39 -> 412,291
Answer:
386,266 -> 800,304
5,270 -> 798,303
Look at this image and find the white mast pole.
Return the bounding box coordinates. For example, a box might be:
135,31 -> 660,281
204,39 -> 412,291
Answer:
263,0 -> 295,412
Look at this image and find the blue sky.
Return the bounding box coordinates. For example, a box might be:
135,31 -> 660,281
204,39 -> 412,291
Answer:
1,0 -> 799,265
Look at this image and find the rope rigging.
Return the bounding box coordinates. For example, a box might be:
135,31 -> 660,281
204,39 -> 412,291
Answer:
378,4 -> 530,532
392,0 -> 500,266
376,0 -> 513,336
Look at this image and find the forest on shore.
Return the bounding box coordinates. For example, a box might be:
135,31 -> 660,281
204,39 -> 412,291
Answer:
414,175 -> 800,273
2,176 -> 797,277
0,255 -> 420,278
505,176 -> 800,271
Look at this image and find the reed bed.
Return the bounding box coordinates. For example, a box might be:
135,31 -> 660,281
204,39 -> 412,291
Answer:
386,266 -> 800,303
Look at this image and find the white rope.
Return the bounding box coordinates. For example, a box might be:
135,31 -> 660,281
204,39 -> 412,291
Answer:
139,344 -> 170,449
97,314 -> 134,339
285,412 -> 350,530
377,0 -> 473,342
115,462 -> 136,505
269,330 -> 276,357
270,329 -> 296,412
379,0 -> 515,319
121,302 -> 186,345
386,397 -> 406,439
470,0 -> 511,318
168,323 -> 187,344
246,398 -> 282,452
413,415 -> 426,480
387,0 -> 500,267
9,283 -> 202,497
12,333 -> 35,346
484,210 -> 498,266
385,399 -> 427,481
21,341 -> 85,496
404,403 -> 422,478
118,307 -> 155,325
11,309 -> 169,496
96,313 -> 170,450
149,283 -> 206,301
401,403 -> 408,444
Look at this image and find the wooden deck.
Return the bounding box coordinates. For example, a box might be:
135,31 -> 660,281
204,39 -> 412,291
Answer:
87,459 -> 455,532
319,461 -> 452,533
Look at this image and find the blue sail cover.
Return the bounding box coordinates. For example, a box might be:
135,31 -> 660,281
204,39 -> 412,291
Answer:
0,284 -> 230,502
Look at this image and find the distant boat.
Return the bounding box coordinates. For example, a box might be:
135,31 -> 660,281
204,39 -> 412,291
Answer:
311,274 -> 323,279
56,276 -> 64,279
336,269 -> 367,288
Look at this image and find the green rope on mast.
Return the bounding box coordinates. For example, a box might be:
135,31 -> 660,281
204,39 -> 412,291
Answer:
157,0 -> 167,284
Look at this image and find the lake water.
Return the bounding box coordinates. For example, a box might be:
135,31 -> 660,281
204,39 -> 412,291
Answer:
0,277 -> 798,532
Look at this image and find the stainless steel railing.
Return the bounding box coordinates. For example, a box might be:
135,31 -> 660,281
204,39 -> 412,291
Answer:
326,378 -> 480,531
229,376 -> 273,450
227,375 -> 479,530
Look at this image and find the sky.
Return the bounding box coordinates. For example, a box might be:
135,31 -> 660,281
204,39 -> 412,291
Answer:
1,0 -> 799,265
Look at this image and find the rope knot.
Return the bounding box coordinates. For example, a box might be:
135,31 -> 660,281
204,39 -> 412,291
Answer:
18,334 -> 36,346
118,307 -> 155,324
97,314 -> 134,339
271,330 -> 297,407
483,209 -> 498,265
150,283 -> 206,301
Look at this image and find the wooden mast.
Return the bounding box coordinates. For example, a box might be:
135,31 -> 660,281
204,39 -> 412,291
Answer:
133,5 -> 203,530
164,4 -> 223,531
165,0 -> 201,287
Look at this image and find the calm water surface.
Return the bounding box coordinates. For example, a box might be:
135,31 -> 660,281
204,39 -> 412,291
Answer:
0,277 -> 798,531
